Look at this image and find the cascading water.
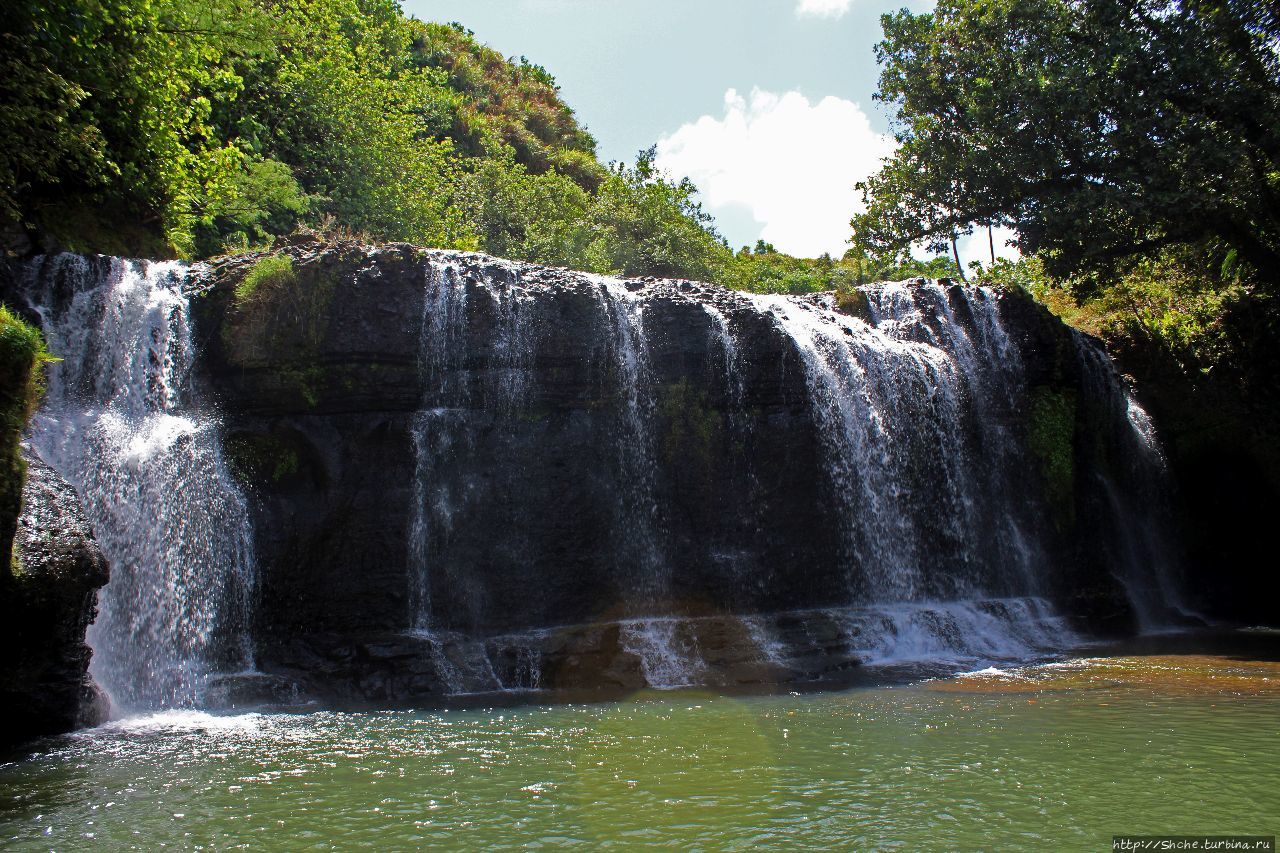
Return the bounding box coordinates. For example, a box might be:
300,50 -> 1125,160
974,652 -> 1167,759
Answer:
1071,332 -> 1187,627
394,256 -> 1181,692
4,246 -> 1184,707
592,277 -> 668,605
752,283 -> 1049,602
620,619 -> 705,688
405,260 -> 706,692
407,261 -> 467,631
406,259 -> 541,693
18,254 -> 257,712
731,283 -> 1077,662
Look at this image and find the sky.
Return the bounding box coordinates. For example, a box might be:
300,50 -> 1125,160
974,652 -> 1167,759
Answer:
403,0 -> 1010,264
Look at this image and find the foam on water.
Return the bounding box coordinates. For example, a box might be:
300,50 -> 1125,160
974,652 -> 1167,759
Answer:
101,710 -> 265,736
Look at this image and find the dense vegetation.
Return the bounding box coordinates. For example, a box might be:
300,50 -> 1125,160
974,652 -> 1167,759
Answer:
855,0 -> 1279,281
1,0 -> 970,295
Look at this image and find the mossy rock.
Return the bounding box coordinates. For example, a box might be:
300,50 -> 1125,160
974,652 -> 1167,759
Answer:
221,253 -> 338,362
657,378 -> 724,487
219,252 -> 345,408
0,305 -> 53,572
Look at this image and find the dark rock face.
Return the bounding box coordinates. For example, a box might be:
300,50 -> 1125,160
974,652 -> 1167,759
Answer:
0,453 -> 109,747
187,243 -> 1182,705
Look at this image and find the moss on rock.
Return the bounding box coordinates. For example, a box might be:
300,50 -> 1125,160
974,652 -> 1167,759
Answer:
235,254 -> 297,304
221,252 -> 340,408
0,305 -> 53,572
657,378 -> 723,485
834,287 -> 873,322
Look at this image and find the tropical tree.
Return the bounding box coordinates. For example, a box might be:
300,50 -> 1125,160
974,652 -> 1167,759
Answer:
853,0 -> 1280,289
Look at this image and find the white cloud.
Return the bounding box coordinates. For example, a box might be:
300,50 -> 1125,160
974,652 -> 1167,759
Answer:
795,0 -> 853,18
655,88 -> 895,258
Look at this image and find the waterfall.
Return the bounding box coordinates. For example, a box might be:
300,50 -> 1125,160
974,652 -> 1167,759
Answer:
620,619 -> 706,689
18,255 -> 257,712
7,247 -> 1185,705
1071,332 -> 1186,626
751,285 -> 1038,602
592,277 -> 668,605
396,258 -> 1181,691
407,261 -> 467,631
407,259 -> 537,632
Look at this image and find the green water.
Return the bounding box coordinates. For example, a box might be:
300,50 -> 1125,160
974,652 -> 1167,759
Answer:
2,655 -> 1276,850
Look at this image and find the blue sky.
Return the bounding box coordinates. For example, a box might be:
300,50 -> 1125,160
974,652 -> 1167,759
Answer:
401,1 -> 1010,263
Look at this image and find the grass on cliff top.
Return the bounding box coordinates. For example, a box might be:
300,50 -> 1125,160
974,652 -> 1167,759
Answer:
235,255 -> 296,305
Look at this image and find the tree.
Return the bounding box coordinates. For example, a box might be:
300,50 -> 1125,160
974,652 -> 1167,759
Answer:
581,148 -> 731,280
454,148 -> 592,268
216,0 -> 471,249
1,0 -> 260,254
853,0 -> 1280,290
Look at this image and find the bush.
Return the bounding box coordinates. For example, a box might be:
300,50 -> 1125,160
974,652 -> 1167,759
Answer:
834,288 -> 872,320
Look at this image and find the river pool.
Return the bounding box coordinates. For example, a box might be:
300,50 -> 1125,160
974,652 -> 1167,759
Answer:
2,652 -> 1277,850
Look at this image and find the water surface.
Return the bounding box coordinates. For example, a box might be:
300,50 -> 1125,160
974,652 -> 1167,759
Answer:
2,654 -> 1276,849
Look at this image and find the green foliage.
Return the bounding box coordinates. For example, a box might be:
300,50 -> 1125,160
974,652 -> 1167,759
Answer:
1,0 -> 265,255
722,248 -> 834,295
579,148 -> 730,281
854,0 -> 1280,288
223,0 -> 471,249
235,254 -> 296,304
1027,386 -> 1077,529
714,242 -> 963,296
454,150 -> 592,268
2,0 -> 739,278
0,306 -> 50,440
407,21 -> 604,191
2,0 -> 981,296
0,307 -> 54,573
1007,247 -> 1252,381
195,158 -> 312,256
1084,251 -> 1249,376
